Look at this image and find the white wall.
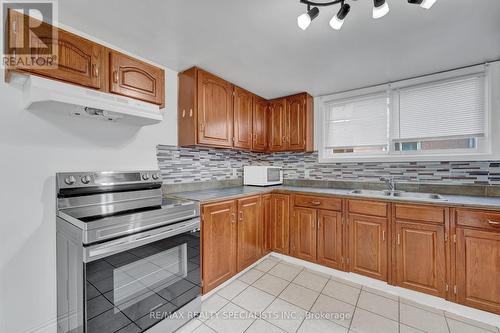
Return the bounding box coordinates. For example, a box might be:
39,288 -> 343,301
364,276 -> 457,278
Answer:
0,66 -> 178,332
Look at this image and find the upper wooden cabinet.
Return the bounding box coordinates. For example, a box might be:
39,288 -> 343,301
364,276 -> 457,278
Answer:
178,67 -> 313,152
233,87 -> 254,149
5,10 -> 165,107
6,9 -> 104,90
109,51 -> 165,106
253,97 -> 268,152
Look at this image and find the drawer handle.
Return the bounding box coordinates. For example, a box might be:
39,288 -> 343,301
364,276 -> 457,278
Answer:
488,220 -> 500,227
310,201 -> 321,206
113,70 -> 119,83
92,64 -> 99,77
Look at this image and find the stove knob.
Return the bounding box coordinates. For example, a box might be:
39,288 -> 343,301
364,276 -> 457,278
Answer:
142,174 -> 150,180
152,173 -> 159,180
64,176 -> 76,185
81,175 -> 91,184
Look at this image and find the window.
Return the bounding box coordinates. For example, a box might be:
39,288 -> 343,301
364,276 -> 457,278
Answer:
319,64 -> 494,162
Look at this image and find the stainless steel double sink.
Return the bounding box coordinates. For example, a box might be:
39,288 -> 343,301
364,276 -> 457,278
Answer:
349,189 -> 447,201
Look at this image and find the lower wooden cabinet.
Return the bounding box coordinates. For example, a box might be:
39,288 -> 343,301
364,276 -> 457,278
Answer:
202,200 -> 237,293
237,195 -> 262,271
270,194 -> 290,254
456,227 -> 500,314
395,221 -> 446,297
317,210 -> 343,270
291,207 -> 317,262
348,213 -> 388,281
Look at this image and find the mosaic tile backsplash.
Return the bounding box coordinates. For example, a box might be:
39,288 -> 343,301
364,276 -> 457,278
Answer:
156,145 -> 500,185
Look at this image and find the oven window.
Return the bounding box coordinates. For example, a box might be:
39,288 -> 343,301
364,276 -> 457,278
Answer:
84,230 -> 200,333
267,168 -> 281,182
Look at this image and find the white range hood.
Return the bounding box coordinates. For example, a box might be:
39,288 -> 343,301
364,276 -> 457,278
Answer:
15,74 -> 163,125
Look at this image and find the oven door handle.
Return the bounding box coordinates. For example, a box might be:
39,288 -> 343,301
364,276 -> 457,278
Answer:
84,217 -> 200,262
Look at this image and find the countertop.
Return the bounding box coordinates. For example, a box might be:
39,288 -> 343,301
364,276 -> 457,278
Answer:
168,185 -> 500,211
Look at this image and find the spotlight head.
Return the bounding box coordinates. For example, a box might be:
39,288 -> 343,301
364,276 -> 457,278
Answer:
408,0 -> 437,9
297,6 -> 320,30
373,0 -> 390,19
330,3 -> 351,30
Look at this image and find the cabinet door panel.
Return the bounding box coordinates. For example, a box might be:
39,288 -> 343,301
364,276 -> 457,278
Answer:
348,214 -> 388,281
291,207 -> 317,262
317,210 -> 343,270
268,99 -> 287,152
233,87 -> 253,149
270,194 -> 290,254
197,70 -> 234,147
253,97 -> 268,151
262,194 -> 272,254
237,196 -> 262,271
396,222 -> 446,297
109,51 -> 165,105
456,228 -> 500,314
286,94 -> 306,151
202,200 -> 237,293
8,10 -> 104,89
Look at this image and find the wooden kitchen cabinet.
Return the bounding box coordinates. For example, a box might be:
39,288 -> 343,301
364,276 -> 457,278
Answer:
270,194 -> 290,254
395,221 -> 446,297
286,93 -> 307,151
291,207 -> 317,262
268,98 -> 288,152
233,87 -> 254,150
202,200 -> 237,293
5,9 -> 165,107
109,51 -> 165,106
252,97 -> 268,151
237,195 -> 262,271
6,9 -> 105,90
317,210 -> 343,270
348,213 -> 388,281
454,208 -> 500,314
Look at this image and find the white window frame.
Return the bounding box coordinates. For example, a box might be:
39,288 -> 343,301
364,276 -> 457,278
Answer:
316,63 -> 499,163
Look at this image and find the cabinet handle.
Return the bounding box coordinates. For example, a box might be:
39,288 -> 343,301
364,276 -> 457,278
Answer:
189,108 -> 193,117
488,220 -> 500,227
231,213 -> 236,224
200,123 -> 205,132
239,211 -> 243,221
113,70 -> 119,83
182,109 -> 186,118
382,231 -> 385,241
397,234 -> 401,245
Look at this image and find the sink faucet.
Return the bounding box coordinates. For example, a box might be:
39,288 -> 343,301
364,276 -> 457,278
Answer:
380,176 -> 396,192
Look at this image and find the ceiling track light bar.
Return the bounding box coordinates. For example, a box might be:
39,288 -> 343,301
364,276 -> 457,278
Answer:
297,0 -> 437,31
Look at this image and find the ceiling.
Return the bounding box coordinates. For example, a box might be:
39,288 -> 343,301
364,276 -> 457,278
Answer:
59,0 -> 500,99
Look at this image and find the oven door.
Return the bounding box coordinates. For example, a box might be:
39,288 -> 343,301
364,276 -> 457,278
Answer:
83,218 -> 200,333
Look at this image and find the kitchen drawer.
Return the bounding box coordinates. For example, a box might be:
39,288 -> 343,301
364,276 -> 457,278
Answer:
456,209 -> 500,231
348,200 -> 388,218
293,194 -> 342,211
395,204 -> 446,224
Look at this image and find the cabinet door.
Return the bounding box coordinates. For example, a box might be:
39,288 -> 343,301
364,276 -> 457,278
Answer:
456,228 -> 500,314
291,207 -> 317,262
348,214 -> 388,281
395,222 -> 446,297
317,210 -> 343,270
270,194 -> 290,254
252,97 -> 268,151
286,94 -> 306,151
7,10 -> 104,89
268,99 -> 287,152
262,194 -> 272,254
109,51 -> 165,105
233,87 -> 253,149
197,70 -> 234,147
237,196 -> 262,271
202,200 -> 237,293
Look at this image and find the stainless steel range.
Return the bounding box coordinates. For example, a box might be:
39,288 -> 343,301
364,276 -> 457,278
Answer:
56,170 -> 201,333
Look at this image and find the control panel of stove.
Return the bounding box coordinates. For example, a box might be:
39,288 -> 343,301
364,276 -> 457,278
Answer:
57,171 -> 162,189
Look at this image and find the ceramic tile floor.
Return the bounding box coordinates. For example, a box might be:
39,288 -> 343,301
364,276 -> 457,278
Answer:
176,256 -> 500,333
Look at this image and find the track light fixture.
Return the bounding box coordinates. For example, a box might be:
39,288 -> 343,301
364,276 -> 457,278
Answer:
297,0 -> 437,31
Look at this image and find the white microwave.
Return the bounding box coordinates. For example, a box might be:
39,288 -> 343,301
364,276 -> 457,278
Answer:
244,166 -> 283,186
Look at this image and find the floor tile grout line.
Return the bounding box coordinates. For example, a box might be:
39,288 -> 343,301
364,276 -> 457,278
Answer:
444,312 -> 499,332
348,281 -> 363,332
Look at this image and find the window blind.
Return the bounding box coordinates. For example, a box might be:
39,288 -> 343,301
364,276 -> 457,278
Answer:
325,93 -> 388,148
398,75 -> 485,140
